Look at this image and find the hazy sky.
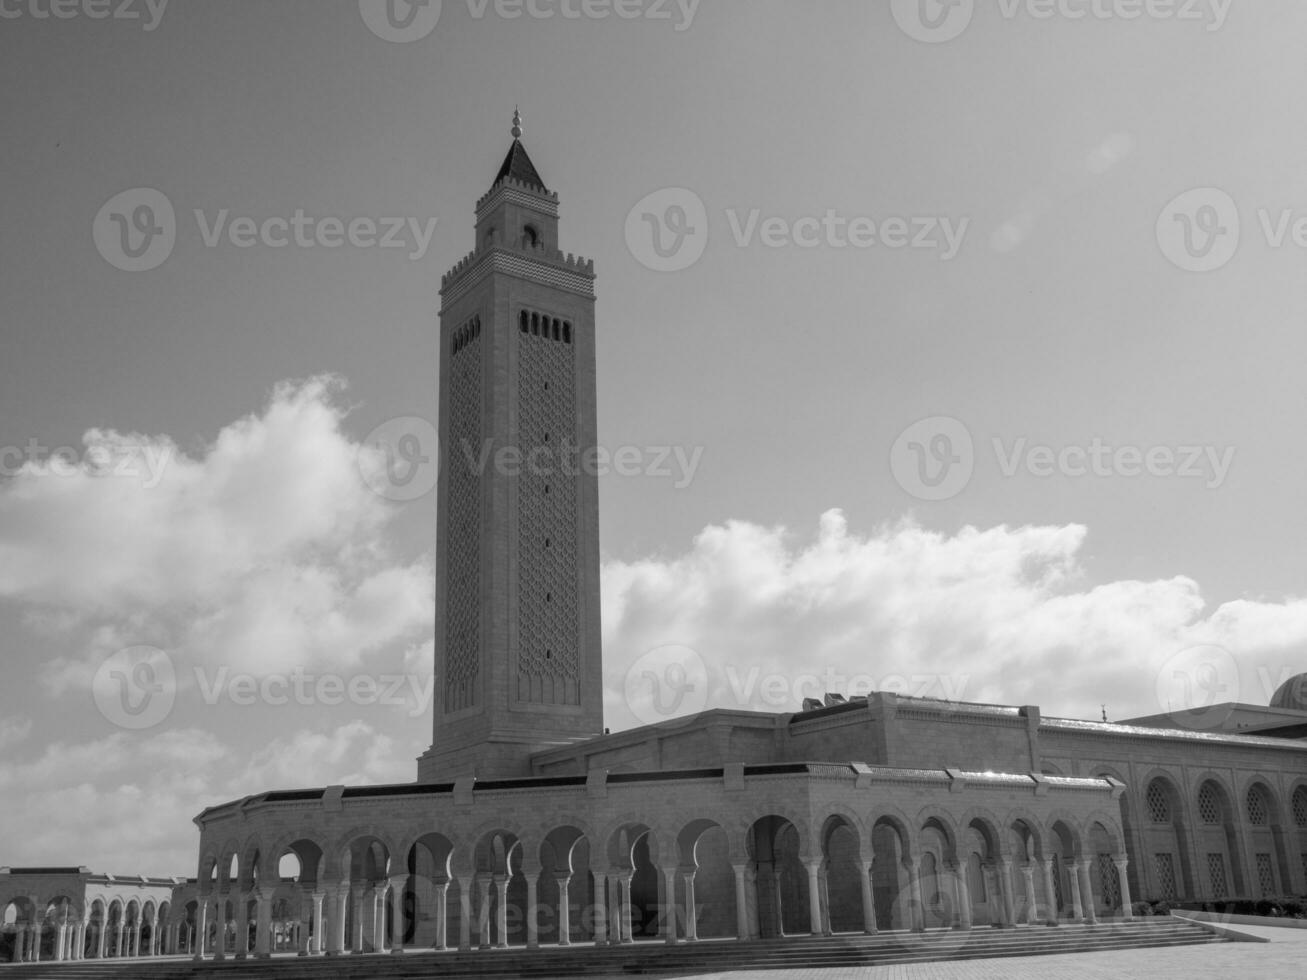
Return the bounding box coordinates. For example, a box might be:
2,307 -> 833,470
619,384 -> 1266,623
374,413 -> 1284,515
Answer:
2,0 -> 1306,876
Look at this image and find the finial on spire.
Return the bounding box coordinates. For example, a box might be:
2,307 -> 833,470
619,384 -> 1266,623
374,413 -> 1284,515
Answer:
511,106 -> 523,140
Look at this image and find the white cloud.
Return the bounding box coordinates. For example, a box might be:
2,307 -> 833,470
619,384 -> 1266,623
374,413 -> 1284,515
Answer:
0,376 -> 435,687
0,724 -> 419,878
0,717 -> 32,752
600,510 -> 1307,728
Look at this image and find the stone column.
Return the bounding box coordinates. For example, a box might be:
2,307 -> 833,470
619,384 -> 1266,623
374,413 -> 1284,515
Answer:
1115,859 -> 1134,921
744,866 -> 760,940
433,882 -> 449,950
372,886 -> 389,953
1068,862 -> 1084,923
607,875 -> 622,945
905,858 -> 925,932
998,859 -> 1017,927
54,921 -> 66,961
115,917 -> 127,960
660,868 -> 678,945
1021,865 -> 1037,925
682,870 -> 699,942
493,876 -> 510,949
618,874 -> 634,943
731,865 -> 749,940
951,863 -> 972,930
254,889 -> 274,958
388,876 -> 407,954
805,861 -> 824,936
456,877 -> 473,951
350,888 -> 366,954
524,873 -> 540,949
1041,859 -> 1059,925
192,902 -> 207,961
327,884 -> 349,956
151,915 -> 162,956
772,870 -> 786,936
233,894 -> 249,959
818,864 -> 833,936
1077,861 -> 1098,925
32,916 -> 43,963
591,873 -> 608,946
859,861 -> 877,935
309,891 -> 325,955
476,876 -> 492,949
556,874 -> 572,946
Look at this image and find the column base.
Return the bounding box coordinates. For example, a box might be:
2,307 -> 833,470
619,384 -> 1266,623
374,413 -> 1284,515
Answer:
391,948 -> 405,955
254,952 -> 271,960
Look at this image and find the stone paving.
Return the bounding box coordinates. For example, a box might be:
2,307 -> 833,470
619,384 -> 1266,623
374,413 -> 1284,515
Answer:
585,940 -> 1306,980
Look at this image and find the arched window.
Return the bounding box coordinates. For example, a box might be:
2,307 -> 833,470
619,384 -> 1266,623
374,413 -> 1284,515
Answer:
1146,780 -> 1170,823
1293,786 -> 1307,828
531,312 -> 539,336
552,319 -> 560,341
1246,785 -> 1270,826
1197,783 -> 1221,824
522,224 -> 538,248
563,322 -> 571,344
520,310 -> 529,333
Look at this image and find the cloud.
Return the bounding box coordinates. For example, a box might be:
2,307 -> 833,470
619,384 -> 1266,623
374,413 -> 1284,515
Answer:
0,717 -> 32,752
0,376 -> 435,686
0,724 -> 420,878
600,510 -> 1307,729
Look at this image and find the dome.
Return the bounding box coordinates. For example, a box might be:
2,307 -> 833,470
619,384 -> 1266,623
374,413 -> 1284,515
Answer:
1269,673 -> 1307,711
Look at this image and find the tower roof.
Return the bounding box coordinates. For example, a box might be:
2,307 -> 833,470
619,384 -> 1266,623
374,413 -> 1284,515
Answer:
493,139 -> 548,193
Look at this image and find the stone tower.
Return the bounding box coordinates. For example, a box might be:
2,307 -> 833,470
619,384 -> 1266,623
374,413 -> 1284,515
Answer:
418,113 -> 603,780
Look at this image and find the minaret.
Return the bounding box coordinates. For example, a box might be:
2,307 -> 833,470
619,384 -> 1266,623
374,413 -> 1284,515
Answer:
419,112 -> 603,780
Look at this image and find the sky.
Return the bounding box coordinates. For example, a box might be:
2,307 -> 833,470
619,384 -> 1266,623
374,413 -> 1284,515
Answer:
1,0 -> 1306,878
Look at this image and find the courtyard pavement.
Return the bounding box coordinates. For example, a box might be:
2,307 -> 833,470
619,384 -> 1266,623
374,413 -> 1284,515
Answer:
585,934 -> 1307,980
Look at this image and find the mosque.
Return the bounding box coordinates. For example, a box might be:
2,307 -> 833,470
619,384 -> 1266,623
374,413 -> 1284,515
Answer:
3,116 -> 1306,966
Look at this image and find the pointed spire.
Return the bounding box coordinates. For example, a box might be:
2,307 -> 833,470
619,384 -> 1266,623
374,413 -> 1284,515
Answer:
492,109 -> 548,193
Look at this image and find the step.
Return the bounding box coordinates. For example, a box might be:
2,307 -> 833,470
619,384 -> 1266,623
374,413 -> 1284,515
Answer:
0,918 -> 1222,980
